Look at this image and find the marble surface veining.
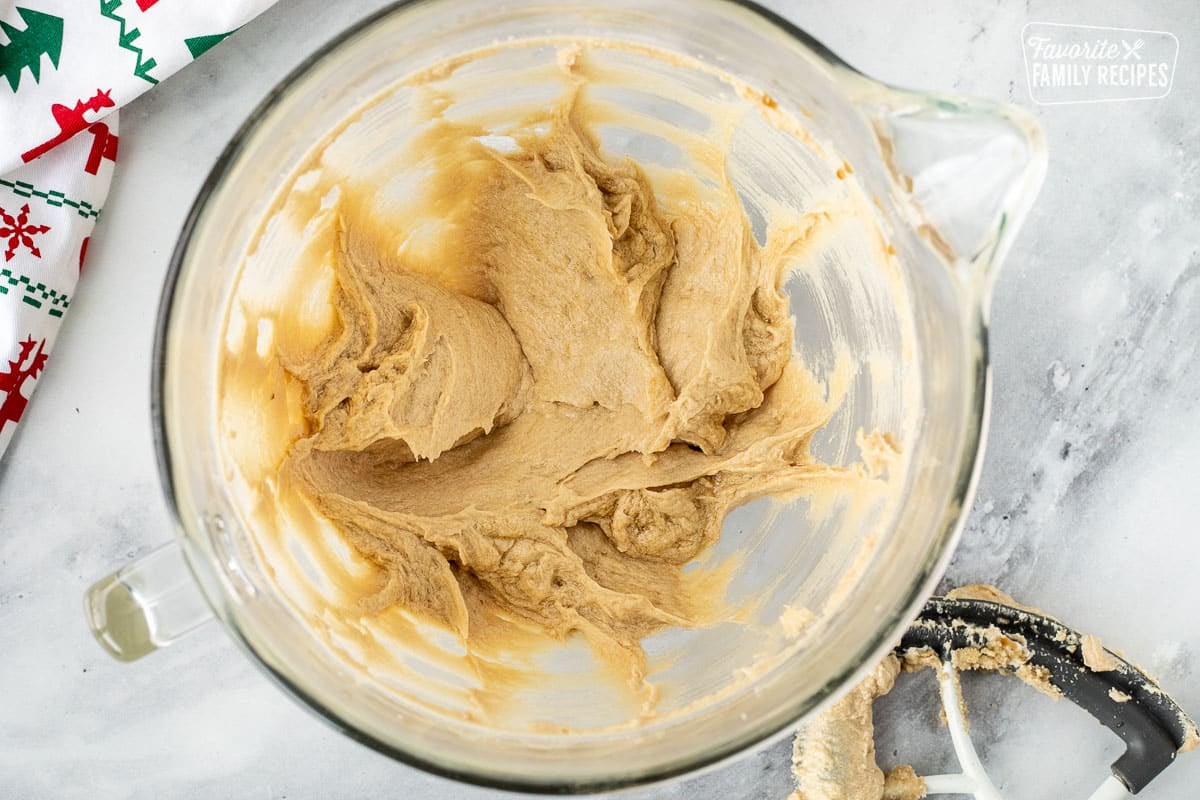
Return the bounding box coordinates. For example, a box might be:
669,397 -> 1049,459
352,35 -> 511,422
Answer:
0,0 -> 1197,798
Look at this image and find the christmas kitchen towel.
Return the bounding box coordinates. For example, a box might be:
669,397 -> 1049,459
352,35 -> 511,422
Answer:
0,0 -> 277,458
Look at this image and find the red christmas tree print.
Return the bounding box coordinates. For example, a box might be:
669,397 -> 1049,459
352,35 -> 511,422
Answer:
0,203 -> 51,261
0,336 -> 47,433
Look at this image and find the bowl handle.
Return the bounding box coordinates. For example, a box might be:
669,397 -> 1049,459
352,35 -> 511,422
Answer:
851,84 -> 1047,315
85,542 -> 213,662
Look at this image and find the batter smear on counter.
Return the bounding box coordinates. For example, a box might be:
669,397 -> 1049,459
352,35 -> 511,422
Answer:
221,48 -> 899,710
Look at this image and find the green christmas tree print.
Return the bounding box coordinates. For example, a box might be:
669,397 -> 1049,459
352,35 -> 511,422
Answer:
0,7 -> 64,92
184,31 -> 234,60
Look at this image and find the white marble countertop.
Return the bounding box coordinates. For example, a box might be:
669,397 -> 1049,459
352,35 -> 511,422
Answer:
1,0 -> 1197,797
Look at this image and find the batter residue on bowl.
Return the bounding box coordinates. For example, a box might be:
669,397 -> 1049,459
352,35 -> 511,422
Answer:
219,45 -> 901,721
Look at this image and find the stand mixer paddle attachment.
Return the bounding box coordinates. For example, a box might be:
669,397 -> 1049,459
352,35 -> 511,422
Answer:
790,591 -> 1198,800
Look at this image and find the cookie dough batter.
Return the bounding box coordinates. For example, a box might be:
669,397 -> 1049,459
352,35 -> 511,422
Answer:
280,77 -> 844,685
220,44 -> 905,722
788,654 -> 925,800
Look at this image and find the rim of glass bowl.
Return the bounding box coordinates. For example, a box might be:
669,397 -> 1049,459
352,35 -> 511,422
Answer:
150,0 -> 990,792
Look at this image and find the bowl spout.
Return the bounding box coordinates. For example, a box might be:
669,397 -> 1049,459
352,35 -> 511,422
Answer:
850,82 -> 1047,313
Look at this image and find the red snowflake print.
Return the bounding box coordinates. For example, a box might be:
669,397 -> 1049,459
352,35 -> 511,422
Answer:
0,204 -> 52,262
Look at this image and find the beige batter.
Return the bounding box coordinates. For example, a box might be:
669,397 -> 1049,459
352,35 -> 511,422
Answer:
788,654 -> 927,800
220,43 -> 901,716
282,87 -> 837,684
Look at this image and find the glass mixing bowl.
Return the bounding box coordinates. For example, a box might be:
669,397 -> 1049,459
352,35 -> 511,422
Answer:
85,0 -> 1044,791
